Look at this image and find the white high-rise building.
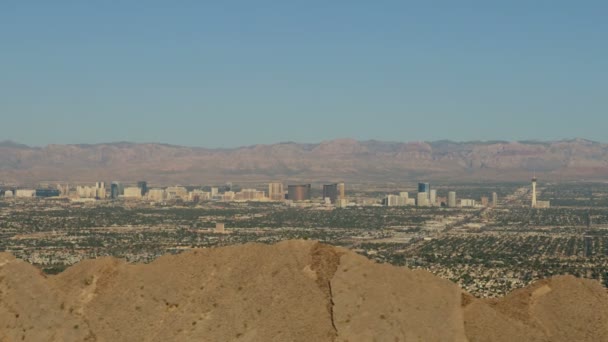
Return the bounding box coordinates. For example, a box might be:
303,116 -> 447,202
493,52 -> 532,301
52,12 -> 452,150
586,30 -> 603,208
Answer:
338,182 -> 346,200
123,187 -> 142,199
417,192 -> 429,207
147,189 -> 166,201
448,191 -> 457,208
531,177 -> 537,208
430,189 -> 437,206
268,182 -> 284,201
385,194 -> 406,207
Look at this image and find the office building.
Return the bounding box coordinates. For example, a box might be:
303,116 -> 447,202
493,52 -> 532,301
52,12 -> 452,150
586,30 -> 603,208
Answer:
211,187 -> 219,197
492,192 -> 498,207
288,184 -> 311,201
448,191 -> 457,208
323,184 -> 339,204
268,182 -> 284,201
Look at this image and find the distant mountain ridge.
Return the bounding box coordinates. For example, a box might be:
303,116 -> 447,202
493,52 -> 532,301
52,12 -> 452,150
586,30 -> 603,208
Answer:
0,139 -> 607,184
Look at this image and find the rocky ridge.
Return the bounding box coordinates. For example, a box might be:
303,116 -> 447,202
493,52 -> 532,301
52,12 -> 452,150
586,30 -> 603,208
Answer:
1,241 -> 607,341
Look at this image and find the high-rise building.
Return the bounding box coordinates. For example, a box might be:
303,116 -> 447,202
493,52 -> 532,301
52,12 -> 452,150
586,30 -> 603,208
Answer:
111,182 -> 120,199
531,177 -> 537,208
123,187 -> 142,199
417,192 -> 429,207
288,184 -> 311,201
460,199 -> 476,207
268,182 -> 284,201
481,196 -> 489,207
147,188 -> 166,202
323,184 -> 339,204
234,189 -> 265,201
418,183 -> 430,194
492,192 -> 498,207
211,187 -> 219,197
137,181 -> 148,196
384,194 -> 407,206
95,182 -> 106,199
15,189 -> 36,198
166,186 -> 188,200
338,182 -> 345,200
448,191 -> 457,208
430,189 -> 437,206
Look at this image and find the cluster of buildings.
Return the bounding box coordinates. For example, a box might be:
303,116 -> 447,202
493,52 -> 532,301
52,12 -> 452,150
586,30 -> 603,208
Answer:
0,177 -> 549,209
0,181 -> 349,207
384,182 -> 499,208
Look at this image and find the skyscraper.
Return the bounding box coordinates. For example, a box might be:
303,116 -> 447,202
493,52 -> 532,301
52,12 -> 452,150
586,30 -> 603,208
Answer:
417,192 -> 429,207
111,182 -> 120,199
288,184 -> 311,201
492,192 -> 498,207
429,189 -> 437,206
448,191 -> 457,208
323,184 -> 339,204
531,177 -> 537,208
268,182 -> 284,201
418,183 -> 430,194
337,182 -> 345,200
95,182 -> 106,199
137,181 -> 148,196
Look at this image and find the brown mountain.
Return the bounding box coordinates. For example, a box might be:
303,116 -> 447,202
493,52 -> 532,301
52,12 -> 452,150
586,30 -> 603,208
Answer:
1,241 -> 607,341
1,139 -> 607,184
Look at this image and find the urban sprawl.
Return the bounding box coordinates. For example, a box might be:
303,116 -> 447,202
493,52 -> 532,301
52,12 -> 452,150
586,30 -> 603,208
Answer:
2,178 -> 608,298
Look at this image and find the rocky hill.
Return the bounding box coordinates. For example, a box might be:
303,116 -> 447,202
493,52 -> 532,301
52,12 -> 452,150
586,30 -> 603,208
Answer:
1,241 -> 607,341
1,139 -> 607,184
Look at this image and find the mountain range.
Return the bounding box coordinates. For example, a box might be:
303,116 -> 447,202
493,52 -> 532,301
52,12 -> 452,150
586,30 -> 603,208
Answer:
1,139 -> 607,185
1,241 -> 607,341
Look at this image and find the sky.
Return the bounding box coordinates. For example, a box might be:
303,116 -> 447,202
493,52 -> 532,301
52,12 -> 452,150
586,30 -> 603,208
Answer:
1,1 -> 607,147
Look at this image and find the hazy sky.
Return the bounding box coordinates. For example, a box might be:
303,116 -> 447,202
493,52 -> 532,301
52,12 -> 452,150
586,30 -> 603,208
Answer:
1,1 -> 607,147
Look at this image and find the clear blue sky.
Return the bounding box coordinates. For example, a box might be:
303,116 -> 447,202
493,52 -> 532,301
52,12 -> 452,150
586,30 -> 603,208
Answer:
1,1 -> 607,147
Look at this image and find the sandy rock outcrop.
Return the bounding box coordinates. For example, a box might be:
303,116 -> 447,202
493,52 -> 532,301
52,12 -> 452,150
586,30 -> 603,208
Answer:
1,241 -> 608,341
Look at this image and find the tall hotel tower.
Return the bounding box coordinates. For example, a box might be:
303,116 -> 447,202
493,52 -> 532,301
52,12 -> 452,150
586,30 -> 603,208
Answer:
531,177 -> 537,208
